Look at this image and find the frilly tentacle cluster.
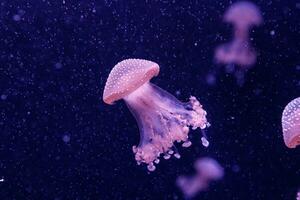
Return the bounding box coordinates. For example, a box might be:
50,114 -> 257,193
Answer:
132,96 -> 209,171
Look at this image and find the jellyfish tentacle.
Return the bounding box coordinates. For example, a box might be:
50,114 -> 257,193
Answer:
124,82 -> 209,170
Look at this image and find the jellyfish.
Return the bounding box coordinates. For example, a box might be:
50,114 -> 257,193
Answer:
297,190 -> 300,200
281,97 -> 300,148
103,59 -> 209,171
214,1 -> 262,85
176,157 -> 224,198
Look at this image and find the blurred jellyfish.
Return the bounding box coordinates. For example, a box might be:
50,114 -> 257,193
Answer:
297,190 -> 300,200
103,59 -> 210,171
214,1 -> 262,85
215,1 -> 262,66
176,157 -> 224,198
282,97 -> 300,148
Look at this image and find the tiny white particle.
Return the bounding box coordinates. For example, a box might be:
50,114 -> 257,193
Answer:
1,94 -> 7,100
270,30 -> 275,36
55,62 -> 63,69
13,14 -> 21,21
201,137 -> 209,147
62,135 -> 70,143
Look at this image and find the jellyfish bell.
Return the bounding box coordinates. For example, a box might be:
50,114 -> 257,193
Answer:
103,59 -> 209,171
224,1 -> 262,39
103,59 -> 159,105
281,97 -> 300,148
224,1 -> 262,25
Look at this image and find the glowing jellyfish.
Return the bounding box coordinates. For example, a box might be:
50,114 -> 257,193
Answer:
214,1 -> 262,85
176,157 -> 224,198
103,59 -> 209,171
297,190 -> 300,200
281,97 -> 300,148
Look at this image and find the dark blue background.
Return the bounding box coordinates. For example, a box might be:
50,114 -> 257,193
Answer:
0,0 -> 299,199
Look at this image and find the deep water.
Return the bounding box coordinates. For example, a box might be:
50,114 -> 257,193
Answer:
0,0 -> 300,199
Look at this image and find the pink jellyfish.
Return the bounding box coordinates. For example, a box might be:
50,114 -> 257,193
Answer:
215,1 -> 262,66
214,1 -> 262,85
281,97 -> 300,148
176,157 -> 224,198
297,190 -> 300,200
103,59 -> 210,171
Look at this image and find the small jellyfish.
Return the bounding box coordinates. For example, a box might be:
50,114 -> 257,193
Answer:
297,190 -> 300,200
176,157 -> 224,198
215,1 -> 262,84
215,1 -> 262,66
103,59 -> 209,171
281,97 -> 300,148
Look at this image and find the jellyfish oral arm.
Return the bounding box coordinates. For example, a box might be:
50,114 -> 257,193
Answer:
123,82 -> 209,171
234,27 -> 249,42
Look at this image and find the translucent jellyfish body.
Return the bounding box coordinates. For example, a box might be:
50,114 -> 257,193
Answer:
215,1 -> 262,67
103,59 -> 209,171
282,97 -> 300,148
176,157 -> 224,198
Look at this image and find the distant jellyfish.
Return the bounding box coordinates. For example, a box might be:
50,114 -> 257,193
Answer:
297,190 -> 300,200
176,157 -> 224,198
103,59 -> 209,171
214,1 -> 262,85
281,97 -> 300,148
215,1 -> 262,66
